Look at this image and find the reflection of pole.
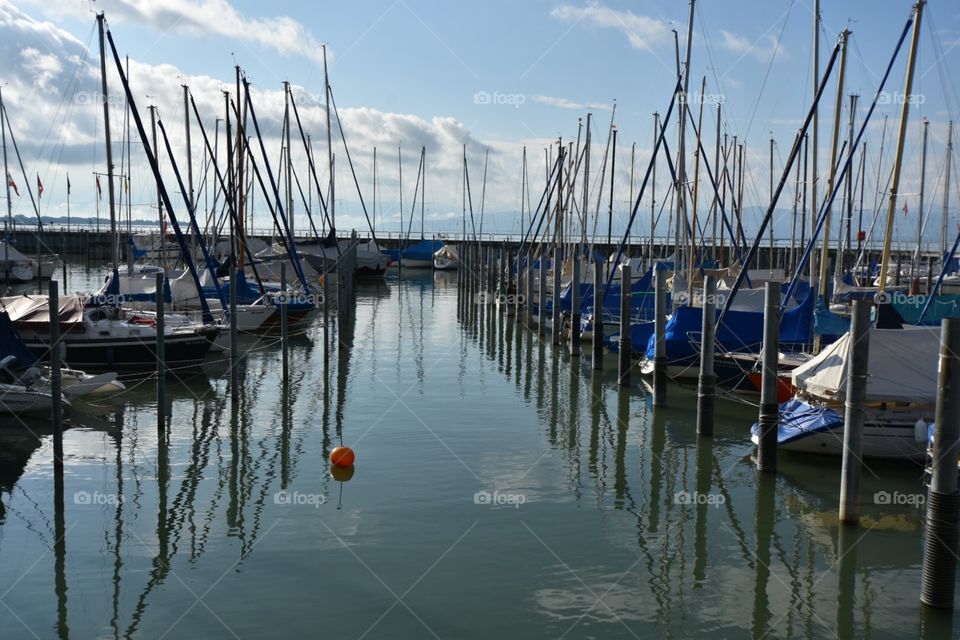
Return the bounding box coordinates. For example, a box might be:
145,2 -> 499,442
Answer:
836,523 -> 858,638
839,299 -> 870,523
693,435 -> 713,583
751,474 -> 775,639
53,442 -> 67,639
921,318 -> 960,609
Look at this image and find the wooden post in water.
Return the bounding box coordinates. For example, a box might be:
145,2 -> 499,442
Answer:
49,280 -> 63,468
525,254 -> 534,328
697,275 -> 717,436
757,282 -> 780,472
538,253 -> 547,336
618,264 -> 631,386
155,272 -> 166,425
570,257 -> 581,358
921,318 -> 960,609
230,266 -> 239,400
653,268 -> 667,407
551,245 -> 561,345
839,299 -> 871,523
61,232 -> 68,293
592,261 -> 604,370
280,262 -> 289,382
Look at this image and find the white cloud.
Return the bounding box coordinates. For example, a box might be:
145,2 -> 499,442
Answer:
19,0 -> 327,64
550,3 -> 670,51
531,95 -> 612,111
720,29 -> 787,62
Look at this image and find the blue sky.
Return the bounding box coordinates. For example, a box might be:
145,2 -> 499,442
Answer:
2,0 -> 959,243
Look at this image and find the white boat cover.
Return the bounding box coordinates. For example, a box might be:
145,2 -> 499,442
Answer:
792,327 -> 940,404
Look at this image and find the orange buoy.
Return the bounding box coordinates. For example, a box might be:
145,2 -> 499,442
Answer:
329,446 -> 355,468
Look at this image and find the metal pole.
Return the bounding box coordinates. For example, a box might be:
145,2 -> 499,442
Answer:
280,261 -> 289,382
921,318 -> 960,609
697,275 -> 717,436
592,261 -> 604,369
551,245 -> 561,345
570,257 -> 581,358
838,299 -> 871,523
49,280 -> 63,468
538,253 -> 547,336
155,271 -> 166,424
618,264 -> 631,386
757,282 -> 780,472
653,268 -> 667,406
229,265 -> 238,400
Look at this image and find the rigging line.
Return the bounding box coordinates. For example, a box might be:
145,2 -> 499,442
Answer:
743,0 -> 797,142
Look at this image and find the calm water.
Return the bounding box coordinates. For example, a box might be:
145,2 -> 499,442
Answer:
0,264 -> 955,639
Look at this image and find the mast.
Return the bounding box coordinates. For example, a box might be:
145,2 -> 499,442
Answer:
284,81 -> 294,238
629,141 -> 635,254
678,0 -> 696,276
97,13 -> 119,274
183,84 -> 195,258
149,105 -> 165,271
810,0 -> 820,287
461,145 -> 466,241
420,146 -> 425,240
942,121 -> 954,257
323,45 -> 335,231
398,144 -> 403,257
688,76 -> 706,293
769,135 -> 774,276
125,56 -> 132,237
372,146 -> 377,234
224,91 -> 234,262
234,66 -> 245,267
1,87 -> 10,279
582,113 -> 591,251
815,28 -> 849,304
520,146 -> 527,238
650,112 -> 658,265
878,0 -> 925,294
790,132 -> 801,274
607,126 -> 617,248
844,94 -> 858,277
912,117 -> 929,282
711,104 -> 721,262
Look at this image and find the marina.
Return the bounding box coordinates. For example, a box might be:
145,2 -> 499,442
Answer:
0,0 -> 959,637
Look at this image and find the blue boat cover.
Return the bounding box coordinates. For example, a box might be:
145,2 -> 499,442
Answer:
892,295 -> 960,326
644,283 -> 815,364
0,312 -> 38,369
749,397 -> 843,445
384,239 -> 445,263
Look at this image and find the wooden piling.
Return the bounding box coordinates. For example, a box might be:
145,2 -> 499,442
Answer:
618,264 -> 631,386
839,299 -> 871,523
49,280 -> 63,468
697,275 -> 717,436
921,319 -> 960,609
757,282 -> 780,472
592,261 -> 604,370
570,257 -> 581,358
155,272 -> 166,425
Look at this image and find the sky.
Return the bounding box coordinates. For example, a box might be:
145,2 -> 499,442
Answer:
1,0 -> 959,246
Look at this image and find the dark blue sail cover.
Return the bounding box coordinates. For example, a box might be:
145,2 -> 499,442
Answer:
643,282 -> 815,364
749,397 -> 843,445
0,312 -> 38,369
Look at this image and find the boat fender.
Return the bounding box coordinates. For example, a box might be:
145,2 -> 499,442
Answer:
915,418 -> 928,443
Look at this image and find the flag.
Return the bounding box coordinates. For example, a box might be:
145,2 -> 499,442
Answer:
67,173 -> 71,196
36,174 -> 43,200
6,172 -> 18,197
96,175 -> 102,200
903,201 -> 909,216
